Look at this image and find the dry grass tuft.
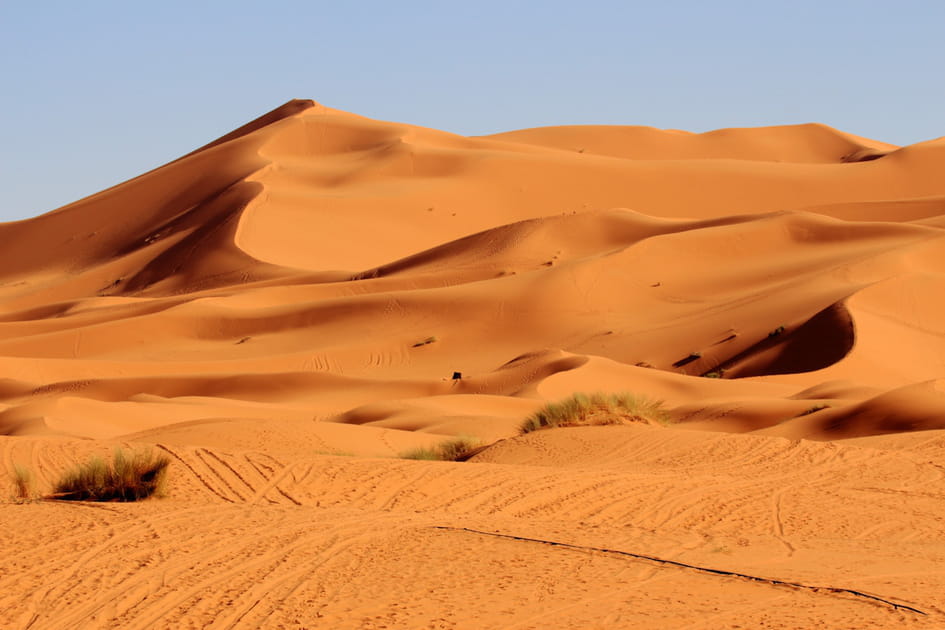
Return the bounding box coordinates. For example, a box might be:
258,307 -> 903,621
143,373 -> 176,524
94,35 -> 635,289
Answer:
401,437 -> 481,462
11,465 -> 34,503
51,448 -> 170,502
520,392 -> 668,434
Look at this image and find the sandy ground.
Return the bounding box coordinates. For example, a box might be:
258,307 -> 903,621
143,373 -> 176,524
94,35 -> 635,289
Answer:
1,99 -> 944,628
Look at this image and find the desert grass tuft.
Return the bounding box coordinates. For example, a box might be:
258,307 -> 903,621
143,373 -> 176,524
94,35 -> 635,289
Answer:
11,465 -> 34,503
51,448 -> 170,502
520,392 -> 668,434
400,437 -> 481,462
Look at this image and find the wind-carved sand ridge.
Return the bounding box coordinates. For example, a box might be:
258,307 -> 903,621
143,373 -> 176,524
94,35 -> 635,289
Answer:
2,99 -> 945,628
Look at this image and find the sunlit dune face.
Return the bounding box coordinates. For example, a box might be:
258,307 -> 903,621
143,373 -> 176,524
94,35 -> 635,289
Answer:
2,101 -> 944,628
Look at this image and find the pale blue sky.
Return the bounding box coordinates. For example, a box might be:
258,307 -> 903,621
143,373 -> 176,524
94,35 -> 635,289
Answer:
1,1 -> 943,222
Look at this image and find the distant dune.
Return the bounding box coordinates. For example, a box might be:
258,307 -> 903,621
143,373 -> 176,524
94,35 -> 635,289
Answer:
1,100 -> 944,628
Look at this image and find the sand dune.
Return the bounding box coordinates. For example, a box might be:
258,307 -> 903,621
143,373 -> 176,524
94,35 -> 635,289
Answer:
2,99 -> 945,628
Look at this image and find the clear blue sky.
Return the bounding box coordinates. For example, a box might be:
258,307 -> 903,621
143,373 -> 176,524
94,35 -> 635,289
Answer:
1,1 -> 943,222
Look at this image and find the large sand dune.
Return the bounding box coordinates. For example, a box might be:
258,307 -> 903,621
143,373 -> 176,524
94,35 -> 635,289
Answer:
2,99 -> 945,628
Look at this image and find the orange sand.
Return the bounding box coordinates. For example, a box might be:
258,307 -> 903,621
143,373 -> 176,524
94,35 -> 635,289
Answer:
2,99 -> 945,628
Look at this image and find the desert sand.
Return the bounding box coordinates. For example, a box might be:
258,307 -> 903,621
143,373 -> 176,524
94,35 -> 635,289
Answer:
2,99 -> 945,628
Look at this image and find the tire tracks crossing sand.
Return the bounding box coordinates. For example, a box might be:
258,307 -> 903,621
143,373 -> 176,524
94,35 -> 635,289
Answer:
430,526 -> 927,616
3,429 -> 945,627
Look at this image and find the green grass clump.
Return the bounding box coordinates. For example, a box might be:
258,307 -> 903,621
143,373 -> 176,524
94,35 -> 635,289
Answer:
400,437 -> 481,462
51,448 -> 170,502
520,392 -> 668,434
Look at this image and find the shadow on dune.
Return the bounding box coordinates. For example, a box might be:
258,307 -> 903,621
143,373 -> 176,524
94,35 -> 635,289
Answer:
714,302 -> 855,378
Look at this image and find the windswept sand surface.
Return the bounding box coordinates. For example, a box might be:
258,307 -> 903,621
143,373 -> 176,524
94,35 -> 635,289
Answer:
2,100 -> 945,628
